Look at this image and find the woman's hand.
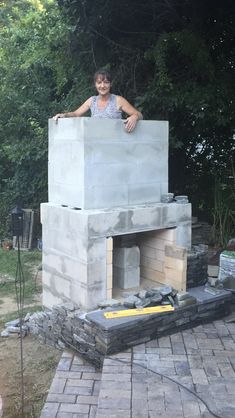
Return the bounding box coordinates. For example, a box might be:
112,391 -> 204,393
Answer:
124,114 -> 139,133
52,113 -> 66,121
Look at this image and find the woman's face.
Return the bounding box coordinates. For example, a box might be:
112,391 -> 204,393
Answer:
95,75 -> 111,96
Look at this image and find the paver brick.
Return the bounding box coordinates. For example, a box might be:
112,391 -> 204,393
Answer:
71,365 -> 97,372
101,372 -> 131,381
81,372 -> 102,380
190,368 -> 208,384
102,365 -> 131,373
172,342 -> 186,354
57,357 -> 73,371
100,380 -> 131,390
99,389 -> 131,399
98,397 -> 131,409
40,402 -> 59,418
66,379 -> 94,387
204,364 -> 221,377
41,318 -> 235,418
132,398 -> 148,410
64,386 -> 93,395
59,403 -> 90,413
49,378 -> 66,394
96,409 -> 130,418
132,412 -> 149,418
92,380 -> 101,395
89,405 -> 97,417
218,363 -> 235,377
61,350 -> 74,358
182,400 -> 201,416
56,371 -> 82,379
47,393 -> 76,403
158,336 -> 171,348
76,395 -> 98,405
175,360 -> 191,376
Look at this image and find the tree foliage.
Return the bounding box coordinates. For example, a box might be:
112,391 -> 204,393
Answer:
0,0 -> 235,240
0,0 -> 77,235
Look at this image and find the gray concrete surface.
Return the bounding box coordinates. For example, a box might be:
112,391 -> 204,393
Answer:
48,118 -> 168,209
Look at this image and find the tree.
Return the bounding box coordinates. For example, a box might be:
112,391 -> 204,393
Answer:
0,0 -> 234,242
0,0 -> 77,236
57,0 -> 235,229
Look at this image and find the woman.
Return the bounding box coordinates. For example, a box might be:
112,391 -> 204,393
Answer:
53,69 -> 143,133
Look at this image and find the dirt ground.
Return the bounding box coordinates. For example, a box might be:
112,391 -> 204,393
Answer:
0,277 -> 61,418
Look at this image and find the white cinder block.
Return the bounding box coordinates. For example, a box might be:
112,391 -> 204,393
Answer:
42,116 -> 192,310
113,246 -> 140,268
113,266 -> 140,289
48,118 -> 169,209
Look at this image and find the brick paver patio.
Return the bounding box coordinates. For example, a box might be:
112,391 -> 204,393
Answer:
40,318 -> 235,418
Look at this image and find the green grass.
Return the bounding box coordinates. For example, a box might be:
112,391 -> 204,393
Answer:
0,248 -> 42,277
0,248 -> 42,304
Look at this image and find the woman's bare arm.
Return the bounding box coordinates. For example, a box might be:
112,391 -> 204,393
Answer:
117,96 -> 143,132
53,97 -> 92,121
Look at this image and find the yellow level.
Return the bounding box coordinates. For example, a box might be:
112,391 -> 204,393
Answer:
104,305 -> 174,319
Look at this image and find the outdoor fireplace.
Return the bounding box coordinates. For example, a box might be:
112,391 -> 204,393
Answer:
41,118 -> 191,310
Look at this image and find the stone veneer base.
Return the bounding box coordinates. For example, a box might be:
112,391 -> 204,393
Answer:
29,286 -> 233,368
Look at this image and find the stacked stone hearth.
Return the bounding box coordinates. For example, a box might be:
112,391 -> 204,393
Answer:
28,285 -> 232,368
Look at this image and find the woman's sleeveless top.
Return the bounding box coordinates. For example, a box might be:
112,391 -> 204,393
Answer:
90,94 -> 122,119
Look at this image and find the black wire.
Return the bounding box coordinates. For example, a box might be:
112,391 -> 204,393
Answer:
60,335 -> 222,417
14,236 -> 25,418
106,356 -> 222,418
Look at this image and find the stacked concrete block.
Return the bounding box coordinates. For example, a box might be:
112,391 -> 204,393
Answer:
164,245 -> 187,291
113,246 -> 140,289
48,118 -> 169,209
41,118 -> 192,310
106,238 -> 113,299
41,203 -> 108,309
138,228 -> 176,283
41,202 -> 191,309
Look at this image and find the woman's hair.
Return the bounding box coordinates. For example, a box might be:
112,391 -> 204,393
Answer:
94,69 -> 112,83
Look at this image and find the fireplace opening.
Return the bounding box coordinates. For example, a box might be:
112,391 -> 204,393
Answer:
106,227 -> 187,301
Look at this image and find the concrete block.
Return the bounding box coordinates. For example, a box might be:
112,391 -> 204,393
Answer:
175,222 -> 192,250
41,200 -> 191,310
113,246 -> 140,268
48,118 -> 169,209
113,267 -> 140,289
43,286 -> 68,309
128,183 -> 161,205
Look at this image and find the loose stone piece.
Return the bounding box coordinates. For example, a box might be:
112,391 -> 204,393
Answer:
123,295 -> 140,308
98,299 -> 121,309
1,330 -> 9,337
